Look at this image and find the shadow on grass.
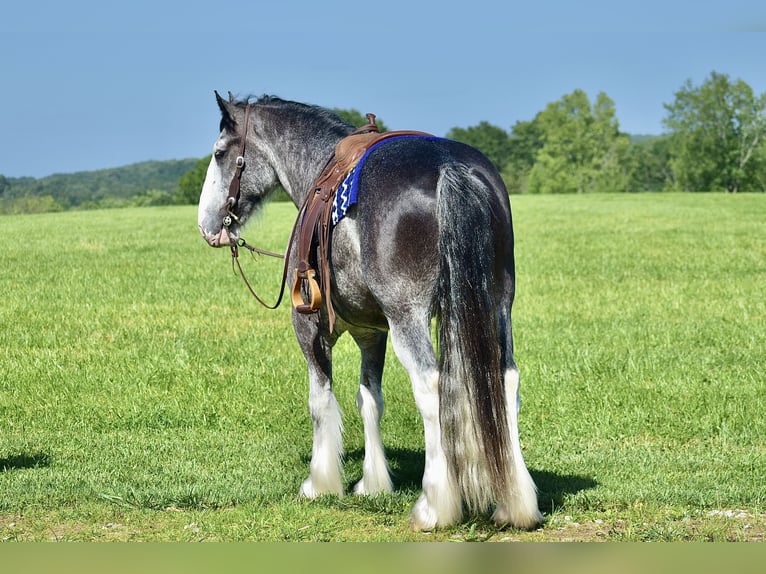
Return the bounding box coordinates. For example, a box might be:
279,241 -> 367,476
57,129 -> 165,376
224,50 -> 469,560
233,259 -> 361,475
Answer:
531,469 -> 598,514
345,448 -> 598,513
0,452 -> 51,472
344,447 -> 597,513
342,447 -> 425,492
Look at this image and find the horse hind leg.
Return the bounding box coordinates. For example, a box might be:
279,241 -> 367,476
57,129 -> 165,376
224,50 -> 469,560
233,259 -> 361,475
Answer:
352,331 -> 393,495
491,310 -> 543,529
389,319 -> 462,531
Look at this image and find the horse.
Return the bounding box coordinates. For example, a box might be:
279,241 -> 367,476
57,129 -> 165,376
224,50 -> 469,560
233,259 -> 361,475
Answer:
197,92 -> 542,531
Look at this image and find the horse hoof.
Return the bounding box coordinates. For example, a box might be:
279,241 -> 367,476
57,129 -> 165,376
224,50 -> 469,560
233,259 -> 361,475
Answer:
352,479 -> 368,495
300,476 -> 344,499
409,494 -> 439,532
300,478 -> 320,499
353,477 -> 394,496
492,505 -> 543,530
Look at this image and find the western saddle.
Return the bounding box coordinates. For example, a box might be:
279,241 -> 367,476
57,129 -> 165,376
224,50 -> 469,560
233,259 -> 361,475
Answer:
291,114 -> 431,332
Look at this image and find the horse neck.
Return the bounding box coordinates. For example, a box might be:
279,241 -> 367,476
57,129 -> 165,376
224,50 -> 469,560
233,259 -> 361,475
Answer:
252,106 -> 351,207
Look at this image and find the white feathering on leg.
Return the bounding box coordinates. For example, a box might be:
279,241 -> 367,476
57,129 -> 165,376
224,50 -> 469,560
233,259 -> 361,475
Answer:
301,389 -> 344,498
354,384 -> 393,494
492,367 -> 542,529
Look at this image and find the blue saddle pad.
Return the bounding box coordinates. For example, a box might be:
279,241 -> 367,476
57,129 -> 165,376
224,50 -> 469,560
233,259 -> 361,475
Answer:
331,134 -> 443,226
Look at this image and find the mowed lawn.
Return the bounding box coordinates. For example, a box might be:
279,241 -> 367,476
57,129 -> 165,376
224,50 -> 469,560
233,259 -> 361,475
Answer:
0,193 -> 764,541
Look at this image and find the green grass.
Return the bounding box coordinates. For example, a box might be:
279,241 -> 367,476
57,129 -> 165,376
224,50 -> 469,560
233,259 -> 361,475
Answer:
1,194 -> 764,541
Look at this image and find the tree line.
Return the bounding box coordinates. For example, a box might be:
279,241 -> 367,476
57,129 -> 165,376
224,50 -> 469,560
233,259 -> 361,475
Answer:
3,70 -> 763,216
447,71 -> 765,194
0,159 -> 198,215
177,71 -> 766,200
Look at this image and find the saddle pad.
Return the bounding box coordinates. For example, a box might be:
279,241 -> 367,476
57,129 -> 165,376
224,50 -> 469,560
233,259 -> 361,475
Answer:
331,135 -> 443,226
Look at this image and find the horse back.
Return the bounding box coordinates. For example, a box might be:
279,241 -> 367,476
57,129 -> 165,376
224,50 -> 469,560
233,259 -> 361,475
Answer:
331,137 -> 512,324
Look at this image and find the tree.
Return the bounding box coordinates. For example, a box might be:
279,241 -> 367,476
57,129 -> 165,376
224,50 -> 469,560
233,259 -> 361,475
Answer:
663,71 -> 766,192
527,90 -> 630,193
333,109 -> 389,132
625,135 -> 674,192
175,155 -> 211,204
446,121 -> 512,173
131,189 -> 174,207
501,118 -> 544,194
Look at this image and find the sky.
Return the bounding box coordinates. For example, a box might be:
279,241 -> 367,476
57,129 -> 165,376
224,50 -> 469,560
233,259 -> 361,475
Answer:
1,0 -> 764,179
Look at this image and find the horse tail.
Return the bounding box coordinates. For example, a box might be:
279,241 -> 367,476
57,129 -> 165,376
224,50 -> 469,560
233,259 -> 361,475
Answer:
433,163 -> 512,515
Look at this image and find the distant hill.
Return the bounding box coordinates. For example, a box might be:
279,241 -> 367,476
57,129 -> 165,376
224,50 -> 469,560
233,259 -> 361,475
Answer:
0,158 -> 199,209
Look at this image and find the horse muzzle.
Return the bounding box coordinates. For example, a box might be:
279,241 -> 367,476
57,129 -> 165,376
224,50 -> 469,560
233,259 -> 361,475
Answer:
199,224 -> 239,248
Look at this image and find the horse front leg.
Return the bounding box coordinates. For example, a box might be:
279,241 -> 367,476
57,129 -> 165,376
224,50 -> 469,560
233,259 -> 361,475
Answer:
294,316 -> 344,498
351,330 -> 393,495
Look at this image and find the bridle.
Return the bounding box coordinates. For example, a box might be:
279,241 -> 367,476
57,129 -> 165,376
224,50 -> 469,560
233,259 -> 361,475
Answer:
221,102 -> 290,309
223,103 -> 250,230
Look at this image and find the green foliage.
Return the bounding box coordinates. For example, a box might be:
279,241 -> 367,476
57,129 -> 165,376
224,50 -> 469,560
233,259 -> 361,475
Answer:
333,108 -> 389,132
625,135 -> 674,192
444,75 -> 765,195
663,71 -> 766,192
176,155 -> 211,205
501,119 -> 544,194
131,189 -> 175,207
527,90 -> 630,193
446,121 -> 512,172
0,159 -> 197,210
0,194 -> 65,215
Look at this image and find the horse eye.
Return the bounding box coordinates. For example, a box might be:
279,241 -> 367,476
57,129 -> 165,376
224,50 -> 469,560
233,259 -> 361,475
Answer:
214,149 -> 225,160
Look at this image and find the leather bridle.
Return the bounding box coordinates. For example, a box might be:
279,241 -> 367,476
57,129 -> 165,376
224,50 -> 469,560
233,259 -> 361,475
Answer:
221,103 -> 290,310
223,103 -> 251,229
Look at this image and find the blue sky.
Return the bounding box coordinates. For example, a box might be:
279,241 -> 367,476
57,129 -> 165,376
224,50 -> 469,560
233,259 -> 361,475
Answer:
1,0 -> 764,178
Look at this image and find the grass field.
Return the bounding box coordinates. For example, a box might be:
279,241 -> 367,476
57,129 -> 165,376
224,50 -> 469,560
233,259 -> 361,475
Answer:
1,193 -> 764,541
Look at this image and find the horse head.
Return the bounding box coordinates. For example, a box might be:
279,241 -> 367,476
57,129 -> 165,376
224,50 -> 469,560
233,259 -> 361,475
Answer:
197,91 -> 279,248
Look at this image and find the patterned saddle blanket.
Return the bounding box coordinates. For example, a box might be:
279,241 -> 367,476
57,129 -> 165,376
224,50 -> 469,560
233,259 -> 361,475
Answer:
331,134 -> 443,225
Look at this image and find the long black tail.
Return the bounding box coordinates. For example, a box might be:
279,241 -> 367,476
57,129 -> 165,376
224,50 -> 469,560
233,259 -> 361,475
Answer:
432,163 -> 512,514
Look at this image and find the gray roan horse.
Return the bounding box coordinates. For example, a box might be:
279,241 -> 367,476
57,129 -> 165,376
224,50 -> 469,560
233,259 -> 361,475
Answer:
197,92 -> 542,531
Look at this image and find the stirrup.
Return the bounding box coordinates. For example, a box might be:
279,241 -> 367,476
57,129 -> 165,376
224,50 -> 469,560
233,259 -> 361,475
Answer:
291,267 -> 322,314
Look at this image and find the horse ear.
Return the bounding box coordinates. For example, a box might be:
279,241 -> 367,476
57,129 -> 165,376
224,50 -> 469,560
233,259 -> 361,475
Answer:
215,90 -> 236,130
228,91 -> 235,103
215,90 -> 228,113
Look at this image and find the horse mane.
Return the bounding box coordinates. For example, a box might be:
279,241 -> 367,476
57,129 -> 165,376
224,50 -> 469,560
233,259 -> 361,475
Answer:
236,94 -> 354,134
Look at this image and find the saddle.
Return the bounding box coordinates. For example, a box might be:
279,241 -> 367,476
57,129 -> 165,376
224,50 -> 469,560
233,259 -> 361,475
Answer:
290,114 -> 431,332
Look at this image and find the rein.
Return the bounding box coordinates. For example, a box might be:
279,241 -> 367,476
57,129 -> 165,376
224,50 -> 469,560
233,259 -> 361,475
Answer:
230,238 -> 289,310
